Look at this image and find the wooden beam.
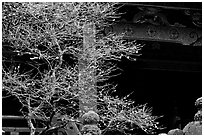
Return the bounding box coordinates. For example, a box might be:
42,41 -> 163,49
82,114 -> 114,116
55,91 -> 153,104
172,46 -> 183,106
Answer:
2,115 -> 42,120
106,23 -> 201,46
2,115 -> 25,120
2,127 -> 44,133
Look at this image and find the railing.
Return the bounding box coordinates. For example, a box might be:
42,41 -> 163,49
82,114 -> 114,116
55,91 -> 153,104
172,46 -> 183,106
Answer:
2,127 -> 44,135
2,115 -> 81,135
2,115 -> 44,135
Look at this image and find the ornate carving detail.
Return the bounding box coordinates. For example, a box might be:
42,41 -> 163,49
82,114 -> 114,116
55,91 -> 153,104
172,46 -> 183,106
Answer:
133,7 -> 171,26
184,10 -> 202,28
189,31 -> 198,39
191,37 -> 202,46
147,25 -> 157,37
124,25 -> 134,35
192,13 -> 202,28
189,31 -> 201,46
107,23 -> 201,46
132,7 -> 186,28
169,29 -> 179,39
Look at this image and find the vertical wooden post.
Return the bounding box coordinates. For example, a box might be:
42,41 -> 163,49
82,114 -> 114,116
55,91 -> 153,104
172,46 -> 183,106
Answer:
78,23 -> 97,115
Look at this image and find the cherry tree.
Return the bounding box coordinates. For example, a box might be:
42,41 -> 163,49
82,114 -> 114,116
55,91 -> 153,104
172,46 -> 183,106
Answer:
2,2 -> 161,135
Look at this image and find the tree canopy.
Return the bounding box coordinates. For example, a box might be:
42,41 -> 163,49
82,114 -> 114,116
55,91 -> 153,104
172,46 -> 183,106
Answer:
2,2 -> 162,135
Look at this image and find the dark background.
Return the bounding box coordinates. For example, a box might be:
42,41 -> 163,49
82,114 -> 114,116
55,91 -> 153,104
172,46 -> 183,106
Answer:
113,41 -> 202,133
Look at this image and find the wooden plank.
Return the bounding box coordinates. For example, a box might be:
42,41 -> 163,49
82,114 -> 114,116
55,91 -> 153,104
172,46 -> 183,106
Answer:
2,115 -> 42,120
2,127 -> 44,133
2,115 -> 25,120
